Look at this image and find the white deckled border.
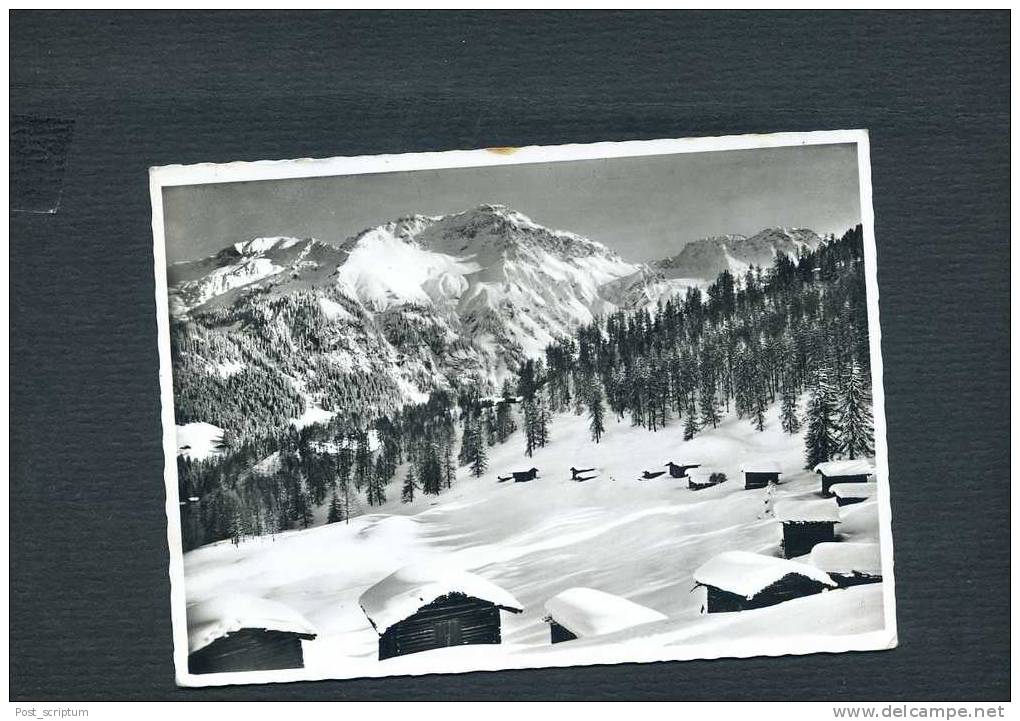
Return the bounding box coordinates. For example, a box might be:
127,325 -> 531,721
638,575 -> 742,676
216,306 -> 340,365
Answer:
150,129 -> 896,687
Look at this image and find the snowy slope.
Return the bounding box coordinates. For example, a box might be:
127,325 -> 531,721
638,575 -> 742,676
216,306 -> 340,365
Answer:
181,402 -> 890,680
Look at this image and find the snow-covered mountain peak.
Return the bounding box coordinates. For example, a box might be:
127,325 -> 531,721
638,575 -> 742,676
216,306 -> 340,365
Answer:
231,236 -> 309,256
652,227 -> 823,280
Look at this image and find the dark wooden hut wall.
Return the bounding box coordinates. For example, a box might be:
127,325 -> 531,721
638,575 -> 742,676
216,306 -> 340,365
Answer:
744,472 -> 779,489
704,574 -> 831,613
188,629 -> 310,674
821,473 -> 870,496
781,521 -> 836,558
378,593 -> 503,660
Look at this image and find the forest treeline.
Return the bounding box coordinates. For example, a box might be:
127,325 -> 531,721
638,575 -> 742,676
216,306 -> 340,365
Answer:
177,225 -> 874,550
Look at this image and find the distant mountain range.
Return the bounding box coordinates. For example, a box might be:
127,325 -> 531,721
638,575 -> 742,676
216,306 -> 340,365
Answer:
168,204 -> 824,437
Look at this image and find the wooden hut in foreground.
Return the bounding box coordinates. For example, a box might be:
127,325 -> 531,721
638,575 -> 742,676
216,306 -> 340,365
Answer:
543,587 -> 667,643
814,459 -> 875,496
187,594 -> 317,674
693,551 -> 836,613
831,482 -> 877,507
774,498 -> 842,558
739,461 -> 782,489
686,467 -> 726,491
809,542 -> 883,588
359,562 -> 523,660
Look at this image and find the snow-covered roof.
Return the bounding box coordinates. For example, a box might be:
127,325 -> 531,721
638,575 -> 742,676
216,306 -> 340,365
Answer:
187,594 -> 317,654
740,460 -> 782,474
359,562 -> 523,634
814,459 -> 875,477
774,498 -> 841,523
831,483 -> 877,500
809,542 -> 882,576
543,588 -> 667,638
693,551 -> 836,598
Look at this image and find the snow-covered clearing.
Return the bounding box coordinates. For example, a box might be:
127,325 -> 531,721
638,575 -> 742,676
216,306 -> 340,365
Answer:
176,422 -> 225,461
182,403 -> 891,680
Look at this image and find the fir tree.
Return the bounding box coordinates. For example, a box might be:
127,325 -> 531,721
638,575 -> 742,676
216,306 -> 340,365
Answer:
698,369 -> 722,429
838,359 -> 875,459
588,382 -> 606,443
804,369 -> 839,469
326,492 -> 344,523
522,398 -> 538,457
400,466 -> 418,504
780,381 -> 801,434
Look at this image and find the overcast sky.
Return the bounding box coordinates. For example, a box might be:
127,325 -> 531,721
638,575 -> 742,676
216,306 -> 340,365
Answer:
162,143 -> 861,264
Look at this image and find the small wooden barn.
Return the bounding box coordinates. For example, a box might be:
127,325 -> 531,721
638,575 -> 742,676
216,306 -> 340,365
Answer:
831,482 -> 877,507
693,550 -> 836,613
809,542 -> 883,588
774,498 -> 842,558
359,563 -> 523,661
814,459 -> 875,497
739,461 -> 782,489
543,587 -> 667,644
686,467 -> 726,491
664,461 -> 701,479
186,594 -> 317,674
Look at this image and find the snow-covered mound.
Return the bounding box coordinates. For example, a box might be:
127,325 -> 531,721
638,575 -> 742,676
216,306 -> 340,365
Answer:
773,498 -> 842,523
809,542 -> 882,577
187,593 -> 317,653
832,483 -> 877,502
693,551 -> 836,599
544,587 -> 667,638
359,562 -> 523,634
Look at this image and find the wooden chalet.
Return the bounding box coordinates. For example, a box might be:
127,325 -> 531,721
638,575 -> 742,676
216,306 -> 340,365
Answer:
686,467 -> 726,491
664,461 -> 701,479
774,498 -> 842,558
359,563 -> 523,661
809,542 -> 883,588
739,461 -> 782,489
814,459 -> 875,497
543,587 -> 667,644
692,551 -> 836,613
831,482 -> 877,507
186,594 -> 317,674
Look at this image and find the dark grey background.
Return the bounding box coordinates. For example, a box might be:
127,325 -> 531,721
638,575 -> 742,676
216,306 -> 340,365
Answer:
10,11 -> 1010,700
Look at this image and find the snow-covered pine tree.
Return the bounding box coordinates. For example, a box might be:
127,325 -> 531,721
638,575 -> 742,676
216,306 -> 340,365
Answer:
587,381 -> 606,443
353,431 -> 372,491
803,369 -> 839,469
400,465 -> 417,504
522,398 -> 538,457
484,406 -> 497,446
326,492 -> 344,523
468,413 -> 488,477
838,358 -> 875,459
419,445 -> 443,495
698,366 -> 722,429
683,395 -> 699,440
536,393 -> 551,448
780,378 -> 801,434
